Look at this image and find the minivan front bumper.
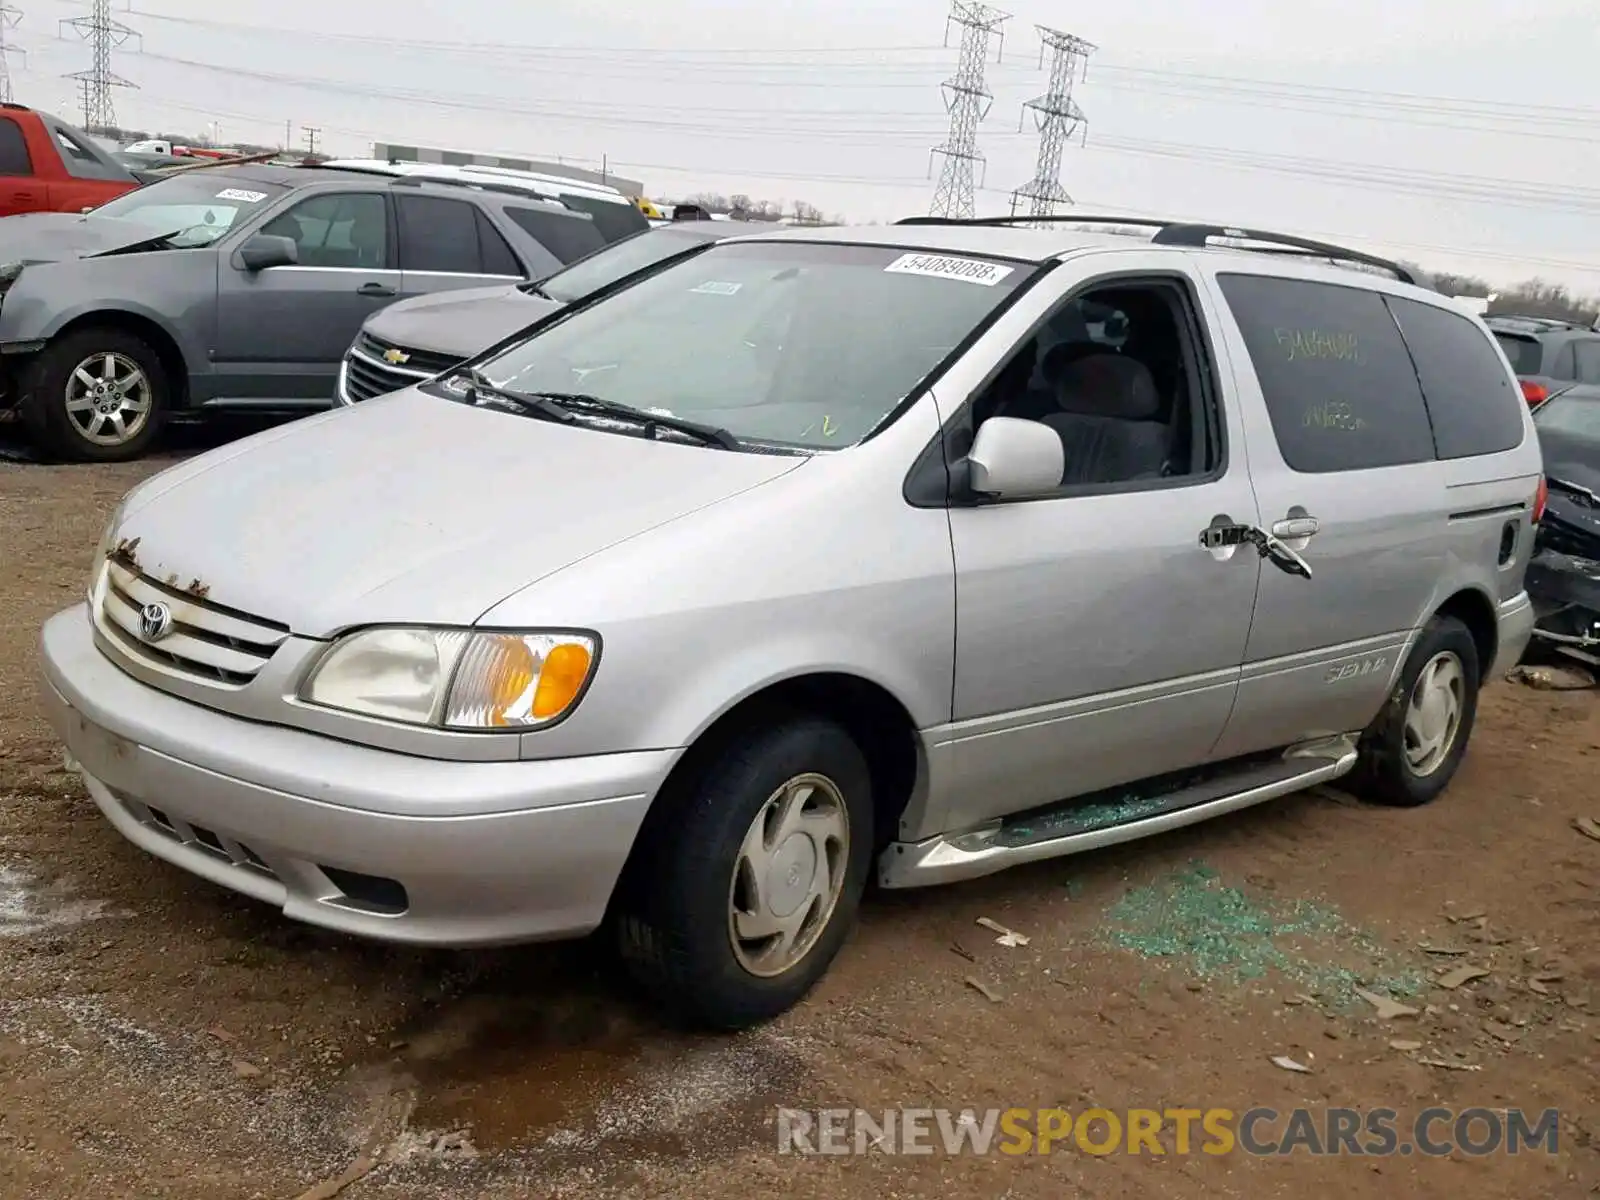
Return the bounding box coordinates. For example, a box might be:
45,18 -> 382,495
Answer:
39,607 -> 675,947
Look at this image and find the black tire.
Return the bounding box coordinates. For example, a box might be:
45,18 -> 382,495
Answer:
1349,615 -> 1481,808
21,327 -> 170,463
614,714 -> 874,1031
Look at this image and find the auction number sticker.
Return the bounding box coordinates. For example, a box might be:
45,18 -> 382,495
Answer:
884,253 -> 1014,286
215,188 -> 268,203
690,281 -> 742,295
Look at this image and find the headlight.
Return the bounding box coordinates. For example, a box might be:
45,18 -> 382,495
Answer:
300,627 -> 599,731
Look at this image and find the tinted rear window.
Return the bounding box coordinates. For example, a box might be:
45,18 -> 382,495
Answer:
1386,296 -> 1524,459
504,206 -> 606,264
1217,273 -> 1435,473
1494,333 -> 1544,376
558,194 -> 649,243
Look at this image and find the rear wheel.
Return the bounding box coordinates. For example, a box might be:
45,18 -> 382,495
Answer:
615,715 -> 874,1030
1349,615 -> 1480,808
21,328 -> 169,462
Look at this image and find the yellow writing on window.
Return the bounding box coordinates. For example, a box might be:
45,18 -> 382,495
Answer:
1303,401 -> 1367,432
1274,328 -> 1366,365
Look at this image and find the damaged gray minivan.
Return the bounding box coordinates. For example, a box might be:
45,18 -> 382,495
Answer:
41,216 -> 1542,1029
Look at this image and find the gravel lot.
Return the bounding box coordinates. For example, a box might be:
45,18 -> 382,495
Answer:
1,422 -> 1596,1199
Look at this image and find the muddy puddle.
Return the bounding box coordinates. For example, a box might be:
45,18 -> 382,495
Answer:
388,955 -> 808,1170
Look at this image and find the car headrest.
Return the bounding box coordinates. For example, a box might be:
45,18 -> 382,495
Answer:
1055,353 -> 1162,421
1040,340 -> 1105,389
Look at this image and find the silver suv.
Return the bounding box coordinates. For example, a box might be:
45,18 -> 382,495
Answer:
40,216 -> 1542,1030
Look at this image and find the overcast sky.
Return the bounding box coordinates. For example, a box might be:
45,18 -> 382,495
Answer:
11,0 -> 1599,292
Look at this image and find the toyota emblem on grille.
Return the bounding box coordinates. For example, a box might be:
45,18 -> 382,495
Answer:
138,601 -> 174,643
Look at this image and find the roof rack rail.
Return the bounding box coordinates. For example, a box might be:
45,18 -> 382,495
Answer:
385,173 -> 583,210
892,214 -> 1417,286
1148,224 -> 1415,285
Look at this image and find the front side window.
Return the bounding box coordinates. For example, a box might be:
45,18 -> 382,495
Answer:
467,241 -> 1029,450
1217,273 -> 1436,473
260,192 -> 389,269
91,173 -> 286,247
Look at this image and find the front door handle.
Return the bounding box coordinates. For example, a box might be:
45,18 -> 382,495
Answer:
357,282 -> 396,297
1271,515 -> 1320,540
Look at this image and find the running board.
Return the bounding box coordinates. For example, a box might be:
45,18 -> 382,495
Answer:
877,734 -> 1360,889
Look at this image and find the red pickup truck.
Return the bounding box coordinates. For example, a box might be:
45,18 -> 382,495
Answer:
0,103 -> 140,217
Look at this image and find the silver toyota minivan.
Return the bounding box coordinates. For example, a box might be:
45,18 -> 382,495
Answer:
40,216 -> 1543,1030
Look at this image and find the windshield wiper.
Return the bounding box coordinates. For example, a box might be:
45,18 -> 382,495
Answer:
446,368 -> 577,425
1549,476 -> 1600,507
517,280 -> 558,300
523,391 -> 741,450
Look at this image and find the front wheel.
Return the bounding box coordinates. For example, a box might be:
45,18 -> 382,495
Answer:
21,328 -> 170,462
615,715 -> 874,1030
1349,614 -> 1481,807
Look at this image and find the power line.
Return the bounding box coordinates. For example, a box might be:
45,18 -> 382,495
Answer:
1011,26 -> 1093,218
59,0 -> 138,131
120,88 -> 1600,279
0,2 -> 22,106
929,0 -> 1009,218
301,125 -> 320,155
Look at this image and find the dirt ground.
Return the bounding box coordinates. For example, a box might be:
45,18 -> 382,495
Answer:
1,420 -> 1597,1200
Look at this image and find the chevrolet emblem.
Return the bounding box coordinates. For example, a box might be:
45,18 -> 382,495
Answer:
383,347 -> 410,366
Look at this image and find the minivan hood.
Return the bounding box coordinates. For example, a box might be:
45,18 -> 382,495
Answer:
115,389 -> 806,636
0,213 -> 174,265
364,284 -> 562,359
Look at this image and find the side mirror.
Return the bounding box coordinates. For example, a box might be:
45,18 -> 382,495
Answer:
966,416 -> 1064,500
238,233 -> 298,272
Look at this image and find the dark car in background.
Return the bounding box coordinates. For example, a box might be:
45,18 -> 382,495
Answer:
0,164 -> 613,461
1525,387 -> 1600,665
1485,313 -> 1600,407
337,220 -> 757,404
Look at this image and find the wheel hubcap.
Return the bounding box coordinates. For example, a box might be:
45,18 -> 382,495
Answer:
64,352 -> 152,446
1403,651 -> 1465,777
727,772 -> 850,978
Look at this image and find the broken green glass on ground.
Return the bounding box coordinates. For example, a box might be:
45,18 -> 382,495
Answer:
1102,862 -> 1426,1006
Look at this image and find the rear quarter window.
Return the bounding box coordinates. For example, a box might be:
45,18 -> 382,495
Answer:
1216,273 -> 1436,473
504,205 -> 607,264
0,117 -> 31,175
1386,296 -> 1524,459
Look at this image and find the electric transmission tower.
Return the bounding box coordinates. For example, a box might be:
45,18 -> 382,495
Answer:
0,5 -> 23,106
60,0 -> 139,132
1010,26 -> 1095,219
928,0 -> 1009,219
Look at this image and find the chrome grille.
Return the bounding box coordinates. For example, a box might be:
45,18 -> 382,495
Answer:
95,560 -> 290,686
341,333 -> 463,403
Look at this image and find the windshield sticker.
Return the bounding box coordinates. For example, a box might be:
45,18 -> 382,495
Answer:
689,281 -> 742,296
884,253 -> 1014,287
214,188 -> 268,203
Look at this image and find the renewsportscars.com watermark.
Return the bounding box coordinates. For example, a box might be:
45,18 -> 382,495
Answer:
777,1107 -> 1560,1158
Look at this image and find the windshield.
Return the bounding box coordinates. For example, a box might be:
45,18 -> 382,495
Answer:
1533,393 -> 1600,441
536,227 -> 714,303
469,241 -> 1029,450
90,174 -> 286,248
1493,332 -> 1544,376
